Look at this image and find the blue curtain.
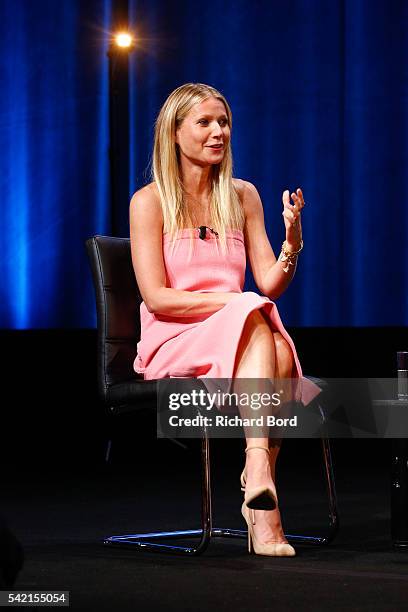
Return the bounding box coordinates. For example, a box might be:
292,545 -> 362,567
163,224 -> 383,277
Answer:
0,0 -> 112,328
1,1 -> 407,328
129,0 -> 408,326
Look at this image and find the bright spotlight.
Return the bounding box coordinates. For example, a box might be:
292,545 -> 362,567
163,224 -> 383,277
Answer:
114,32 -> 134,49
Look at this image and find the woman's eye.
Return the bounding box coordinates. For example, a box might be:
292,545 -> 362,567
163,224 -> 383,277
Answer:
197,118 -> 228,126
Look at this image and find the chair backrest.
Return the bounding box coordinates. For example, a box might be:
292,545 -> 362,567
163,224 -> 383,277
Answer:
86,235 -> 143,402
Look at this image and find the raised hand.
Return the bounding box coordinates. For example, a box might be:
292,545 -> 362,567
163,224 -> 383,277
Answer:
282,188 -> 305,251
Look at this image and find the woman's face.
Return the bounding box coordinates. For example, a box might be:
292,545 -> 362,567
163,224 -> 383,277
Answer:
175,97 -> 230,167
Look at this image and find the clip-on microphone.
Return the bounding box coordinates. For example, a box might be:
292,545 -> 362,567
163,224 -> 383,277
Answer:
198,225 -> 219,240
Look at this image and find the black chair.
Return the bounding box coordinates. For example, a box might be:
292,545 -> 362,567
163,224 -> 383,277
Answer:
86,234 -> 339,555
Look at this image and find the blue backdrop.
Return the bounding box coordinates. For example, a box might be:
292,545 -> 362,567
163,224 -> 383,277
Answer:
1,0 -> 407,328
0,0 -> 112,328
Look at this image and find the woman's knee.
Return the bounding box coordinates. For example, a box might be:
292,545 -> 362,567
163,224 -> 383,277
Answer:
234,310 -> 275,374
242,309 -> 272,337
273,332 -> 291,353
273,333 -> 295,375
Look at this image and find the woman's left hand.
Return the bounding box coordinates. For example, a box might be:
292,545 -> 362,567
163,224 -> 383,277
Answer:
282,188 -> 304,250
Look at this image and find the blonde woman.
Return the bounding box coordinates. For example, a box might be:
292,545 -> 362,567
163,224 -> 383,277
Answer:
130,82 -> 314,557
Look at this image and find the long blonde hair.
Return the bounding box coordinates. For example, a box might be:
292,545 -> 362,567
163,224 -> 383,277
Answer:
152,83 -> 244,255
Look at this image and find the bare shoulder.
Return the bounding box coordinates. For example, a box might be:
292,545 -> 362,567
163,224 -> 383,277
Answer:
232,178 -> 263,218
130,181 -> 160,208
232,177 -> 245,197
129,182 -> 163,231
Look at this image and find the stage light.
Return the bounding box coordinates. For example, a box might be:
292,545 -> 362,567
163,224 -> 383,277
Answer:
113,31 -> 135,51
107,28 -> 136,234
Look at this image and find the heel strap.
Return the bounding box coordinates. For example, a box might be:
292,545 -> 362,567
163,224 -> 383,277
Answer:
245,446 -> 270,455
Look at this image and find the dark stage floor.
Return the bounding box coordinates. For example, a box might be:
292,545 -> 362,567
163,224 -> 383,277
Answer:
1,328 -> 407,610
2,445 -> 408,612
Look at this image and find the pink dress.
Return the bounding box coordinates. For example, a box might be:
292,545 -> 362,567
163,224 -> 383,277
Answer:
133,228 -> 319,404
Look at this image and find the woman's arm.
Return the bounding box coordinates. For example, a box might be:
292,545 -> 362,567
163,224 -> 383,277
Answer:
129,185 -> 238,316
239,180 -> 304,300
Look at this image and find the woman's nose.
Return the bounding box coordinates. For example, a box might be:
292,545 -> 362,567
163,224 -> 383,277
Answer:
211,121 -> 222,136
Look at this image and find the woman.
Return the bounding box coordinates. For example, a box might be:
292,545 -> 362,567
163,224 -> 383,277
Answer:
130,82 -> 314,557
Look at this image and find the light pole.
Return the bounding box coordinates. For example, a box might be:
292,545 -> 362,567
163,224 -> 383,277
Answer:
107,31 -> 135,236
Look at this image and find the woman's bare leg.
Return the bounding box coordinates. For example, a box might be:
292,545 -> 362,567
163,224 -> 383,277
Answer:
268,331 -> 296,478
233,311 -> 295,544
264,331 -> 296,543
233,309 -> 275,454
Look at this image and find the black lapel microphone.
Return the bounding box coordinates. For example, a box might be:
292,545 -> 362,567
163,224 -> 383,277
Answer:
198,225 -> 219,240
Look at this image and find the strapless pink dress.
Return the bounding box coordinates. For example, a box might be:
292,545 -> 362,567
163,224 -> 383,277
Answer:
133,228 -> 319,404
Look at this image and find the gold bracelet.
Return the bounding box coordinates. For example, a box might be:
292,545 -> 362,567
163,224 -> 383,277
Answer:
278,240 -> 304,273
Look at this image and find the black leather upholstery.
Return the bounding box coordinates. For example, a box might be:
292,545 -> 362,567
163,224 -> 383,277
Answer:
86,235 -> 157,410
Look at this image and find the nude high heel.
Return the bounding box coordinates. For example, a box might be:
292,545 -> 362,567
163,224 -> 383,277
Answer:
240,446 -> 277,510
241,502 -> 296,557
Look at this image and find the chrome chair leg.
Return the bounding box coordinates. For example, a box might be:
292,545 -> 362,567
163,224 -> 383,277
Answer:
284,435 -> 339,545
104,403 -> 339,554
104,439 -> 112,464
103,434 -> 240,555
285,402 -> 339,545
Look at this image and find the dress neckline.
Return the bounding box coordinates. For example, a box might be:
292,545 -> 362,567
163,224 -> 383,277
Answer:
163,228 -> 244,238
